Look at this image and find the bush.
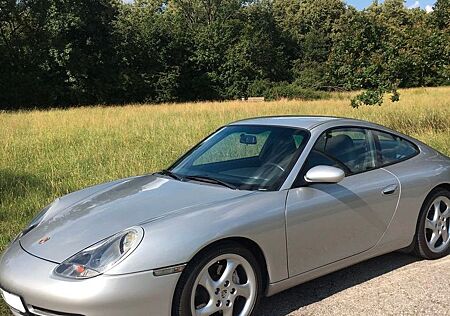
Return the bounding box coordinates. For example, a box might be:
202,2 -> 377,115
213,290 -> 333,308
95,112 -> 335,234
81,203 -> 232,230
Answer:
247,79 -> 273,97
350,86 -> 400,108
247,80 -> 329,101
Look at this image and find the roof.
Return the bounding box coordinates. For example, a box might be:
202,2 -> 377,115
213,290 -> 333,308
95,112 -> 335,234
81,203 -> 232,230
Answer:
230,116 -> 342,130
229,116 -> 428,150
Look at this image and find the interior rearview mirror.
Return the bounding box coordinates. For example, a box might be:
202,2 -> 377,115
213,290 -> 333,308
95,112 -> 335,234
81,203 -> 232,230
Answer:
240,133 -> 257,145
304,165 -> 345,184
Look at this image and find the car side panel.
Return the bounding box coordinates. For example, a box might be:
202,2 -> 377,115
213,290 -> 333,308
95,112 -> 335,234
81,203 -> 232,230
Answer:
107,191 -> 290,283
378,149 -> 450,249
286,168 -> 400,276
268,136 -> 450,297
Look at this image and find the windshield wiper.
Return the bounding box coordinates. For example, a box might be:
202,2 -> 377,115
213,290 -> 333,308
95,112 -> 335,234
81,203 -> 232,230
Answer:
185,175 -> 237,190
156,169 -> 184,181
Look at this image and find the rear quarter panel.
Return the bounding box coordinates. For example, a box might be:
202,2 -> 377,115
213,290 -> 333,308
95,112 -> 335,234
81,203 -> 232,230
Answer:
379,146 -> 450,249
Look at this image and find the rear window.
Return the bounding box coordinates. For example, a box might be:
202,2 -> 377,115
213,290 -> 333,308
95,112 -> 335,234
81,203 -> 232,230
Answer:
373,131 -> 419,166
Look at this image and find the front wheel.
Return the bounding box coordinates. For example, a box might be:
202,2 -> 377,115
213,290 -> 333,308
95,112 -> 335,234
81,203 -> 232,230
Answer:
172,242 -> 262,316
414,189 -> 450,259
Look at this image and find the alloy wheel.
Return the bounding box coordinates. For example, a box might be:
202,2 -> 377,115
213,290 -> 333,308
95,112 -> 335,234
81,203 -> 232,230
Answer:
424,196 -> 450,253
190,254 -> 257,316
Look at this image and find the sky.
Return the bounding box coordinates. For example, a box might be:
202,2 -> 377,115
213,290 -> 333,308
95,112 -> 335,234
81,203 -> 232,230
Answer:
346,0 -> 435,11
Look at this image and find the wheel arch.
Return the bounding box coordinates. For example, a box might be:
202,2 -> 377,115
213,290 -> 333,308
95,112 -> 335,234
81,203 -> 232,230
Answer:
431,183 -> 450,193
405,183 -> 450,248
421,183 -> 450,212
172,236 -> 269,316
414,183 -> 450,227
187,237 -> 270,295
410,182 -> 450,258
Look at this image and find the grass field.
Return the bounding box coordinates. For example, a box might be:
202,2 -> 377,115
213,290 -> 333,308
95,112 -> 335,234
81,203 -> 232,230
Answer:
0,86 -> 449,314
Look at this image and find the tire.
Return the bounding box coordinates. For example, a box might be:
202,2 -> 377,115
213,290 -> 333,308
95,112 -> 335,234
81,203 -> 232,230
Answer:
172,241 -> 263,316
413,188 -> 450,259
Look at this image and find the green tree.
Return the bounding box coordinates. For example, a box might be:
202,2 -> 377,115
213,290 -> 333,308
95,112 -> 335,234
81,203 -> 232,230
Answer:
43,0 -> 122,105
431,0 -> 450,84
328,0 -> 449,106
0,0 -> 54,107
218,1 -> 290,98
273,0 -> 345,89
113,0 -> 186,102
0,0 -> 449,109
433,0 -> 450,30
0,0 -> 122,108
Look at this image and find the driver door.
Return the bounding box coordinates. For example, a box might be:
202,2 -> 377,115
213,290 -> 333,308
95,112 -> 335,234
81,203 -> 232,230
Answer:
286,127 -> 400,276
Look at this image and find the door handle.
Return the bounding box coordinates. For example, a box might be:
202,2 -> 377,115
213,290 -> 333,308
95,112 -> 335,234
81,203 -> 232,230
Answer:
382,184 -> 398,195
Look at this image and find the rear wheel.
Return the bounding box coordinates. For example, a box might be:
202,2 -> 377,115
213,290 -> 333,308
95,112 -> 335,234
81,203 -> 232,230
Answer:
172,242 -> 262,316
414,189 -> 450,259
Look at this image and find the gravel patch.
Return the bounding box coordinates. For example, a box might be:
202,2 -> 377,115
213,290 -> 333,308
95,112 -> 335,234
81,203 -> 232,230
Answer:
257,253 -> 449,316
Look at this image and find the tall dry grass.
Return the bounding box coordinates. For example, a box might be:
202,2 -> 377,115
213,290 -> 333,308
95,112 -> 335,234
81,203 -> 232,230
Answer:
1,87 -> 449,241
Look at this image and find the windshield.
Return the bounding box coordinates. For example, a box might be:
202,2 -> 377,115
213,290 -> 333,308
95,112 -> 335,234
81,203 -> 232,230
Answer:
169,125 -> 309,191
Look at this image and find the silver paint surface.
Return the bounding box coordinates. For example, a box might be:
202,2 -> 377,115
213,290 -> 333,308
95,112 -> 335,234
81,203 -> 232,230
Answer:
304,165 -> 346,183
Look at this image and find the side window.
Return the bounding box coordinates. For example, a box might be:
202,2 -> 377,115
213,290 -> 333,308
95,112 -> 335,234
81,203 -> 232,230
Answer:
373,131 -> 419,166
311,128 -> 377,174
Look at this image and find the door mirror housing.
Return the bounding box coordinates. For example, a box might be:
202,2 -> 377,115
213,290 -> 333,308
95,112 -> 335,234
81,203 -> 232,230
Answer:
304,165 -> 345,184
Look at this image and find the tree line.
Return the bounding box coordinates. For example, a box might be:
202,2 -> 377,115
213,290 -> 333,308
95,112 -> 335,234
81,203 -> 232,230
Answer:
0,0 -> 449,109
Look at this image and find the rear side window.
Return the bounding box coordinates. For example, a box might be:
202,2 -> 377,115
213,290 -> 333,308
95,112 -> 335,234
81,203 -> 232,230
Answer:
373,131 -> 419,166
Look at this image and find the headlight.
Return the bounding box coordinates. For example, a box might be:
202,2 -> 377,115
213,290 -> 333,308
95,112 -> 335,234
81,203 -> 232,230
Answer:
54,227 -> 144,279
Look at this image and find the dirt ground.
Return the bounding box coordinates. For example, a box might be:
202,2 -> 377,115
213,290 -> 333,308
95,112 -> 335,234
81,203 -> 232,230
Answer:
257,252 -> 449,316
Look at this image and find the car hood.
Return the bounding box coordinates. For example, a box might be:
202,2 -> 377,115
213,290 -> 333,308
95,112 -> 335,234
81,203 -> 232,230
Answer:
20,175 -> 253,263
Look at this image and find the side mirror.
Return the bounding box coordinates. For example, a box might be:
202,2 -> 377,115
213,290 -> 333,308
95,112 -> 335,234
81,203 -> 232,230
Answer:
304,165 -> 345,184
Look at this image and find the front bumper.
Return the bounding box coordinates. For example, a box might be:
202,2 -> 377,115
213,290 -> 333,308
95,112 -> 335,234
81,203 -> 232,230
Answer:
0,241 -> 180,316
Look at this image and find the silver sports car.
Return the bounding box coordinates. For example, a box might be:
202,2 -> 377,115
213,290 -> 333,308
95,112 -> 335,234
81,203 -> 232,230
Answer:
1,116 -> 450,316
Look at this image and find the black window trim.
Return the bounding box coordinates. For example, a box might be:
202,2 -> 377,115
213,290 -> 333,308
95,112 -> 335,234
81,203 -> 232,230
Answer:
292,125 -> 421,189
